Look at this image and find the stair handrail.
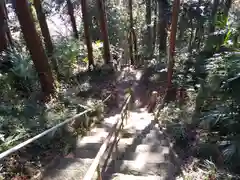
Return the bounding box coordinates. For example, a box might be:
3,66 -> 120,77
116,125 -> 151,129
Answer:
0,94 -> 113,160
83,93 -> 133,180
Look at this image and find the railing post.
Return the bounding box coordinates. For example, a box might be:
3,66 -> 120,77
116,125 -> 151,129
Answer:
97,164 -> 102,180
114,137 -> 119,168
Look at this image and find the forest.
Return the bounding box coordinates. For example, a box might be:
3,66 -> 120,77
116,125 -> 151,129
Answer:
0,0 -> 240,179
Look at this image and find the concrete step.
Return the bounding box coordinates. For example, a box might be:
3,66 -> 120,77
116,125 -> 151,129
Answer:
134,144 -> 169,154
74,142 -> 102,158
43,157 -> 176,180
141,133 -> 170,148
86,127 -> 110,136
111,173 -> 164,180
43,158 -> 96,180
106,160 -> 176,177
120,151 -> 167,163
74,137 -> 135,159
118,137 -> 135,146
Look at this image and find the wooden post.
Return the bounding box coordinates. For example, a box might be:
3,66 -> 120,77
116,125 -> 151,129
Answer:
97,164 -> 102,180
114,136 -> 119,168
147,91 -> 158,113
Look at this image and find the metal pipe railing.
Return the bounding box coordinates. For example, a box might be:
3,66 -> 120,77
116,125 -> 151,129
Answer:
0,94 -> 113,160
0,109 -> 90,160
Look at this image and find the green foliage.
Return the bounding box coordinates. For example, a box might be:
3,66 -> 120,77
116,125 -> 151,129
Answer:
105,1 -> 129,46
9,50 -> 38,90
198,31 -> 240,170
91,40 -> 104,67
166,0 -> 240,173
53,38 -> 85,79
0,49 -> 38,99
53,38 -> 107,78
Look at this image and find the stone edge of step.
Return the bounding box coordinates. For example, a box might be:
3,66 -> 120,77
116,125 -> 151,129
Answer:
111,173 -> 164,180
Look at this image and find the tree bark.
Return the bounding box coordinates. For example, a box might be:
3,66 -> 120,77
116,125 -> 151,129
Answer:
33,0 -> 53,55
128,0 -> 134,65
0,1 -> 8,52
145,0 -> 152,58
128,0 -> 138,65
209,0 -> 219,33
151,0 -> 157,57
158,0 -> 168,53
6,26 -> 13,46
166,0 -> 180,93
33,0 -> 58,75
3,0 -> 13,47
223,0 -> 232,18
128,30 -> 134,65
80,0 -> 94,69
66,0 -> 78,39
14,0 -> 55,100
97,0 -> 111,64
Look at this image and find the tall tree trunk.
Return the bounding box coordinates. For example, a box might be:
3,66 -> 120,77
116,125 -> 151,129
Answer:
128,0 -> 134,65
6,26 -> 13,46
66,0 -> 78,39
33,0 -> 58,75
3,0 -> 13,47
166,0 -> 180,95
132,28 -> 138,65
14,0 -> 55,100
0,1 -> 8,52
158,0 -> 168,53
145,0 -> 152,58
209,0 -> 219,33
128,0 -> 138,65
80,0 -> 94,69
223,0 -> 232,18
151,0 -> 157,57
33,0 -> 53,55
128,30 -> 134,65
97,0 -> 111,64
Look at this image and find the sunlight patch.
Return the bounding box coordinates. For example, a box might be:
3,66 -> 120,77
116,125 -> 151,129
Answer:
78,131 -> 108,146
133,154 -> 146,170
135,71 -> 142,80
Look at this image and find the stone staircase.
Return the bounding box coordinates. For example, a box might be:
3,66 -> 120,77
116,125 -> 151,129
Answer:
42,109 -> 177,180
42,68 -> 178,180
102,111 -> 177,180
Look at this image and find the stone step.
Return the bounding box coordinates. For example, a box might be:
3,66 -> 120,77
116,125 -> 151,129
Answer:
43,158 -> 96,180
134,144 -> 169,154
86,127 -> 110,136
78,134 -> 105,144
74,142 -> 102,158
118,137 -> 135,146
74,137 -> 135,159
43,157 -> 176,180
141,131 -> 170,147
76,121 -> 129,147
106,160 -> 176,178
120,151 -> 167,163
111,173 -> 164,180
